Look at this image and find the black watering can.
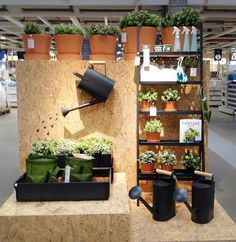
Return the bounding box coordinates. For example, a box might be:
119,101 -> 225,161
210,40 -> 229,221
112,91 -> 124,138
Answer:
173,170 -> 215,224
129,169 -> 176,221
61,65 -> 115,117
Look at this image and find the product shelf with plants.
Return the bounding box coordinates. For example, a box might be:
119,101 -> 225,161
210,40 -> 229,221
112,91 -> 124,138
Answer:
139,139 -> 203,146
139,110 -> 202,115
138,51 -> 200,57
139,80 -> 202,85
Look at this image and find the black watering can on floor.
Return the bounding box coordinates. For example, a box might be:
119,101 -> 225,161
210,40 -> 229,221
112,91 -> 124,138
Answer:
173,170 -> 215,224
129,169 -> 176,221
61,64 -> 115,117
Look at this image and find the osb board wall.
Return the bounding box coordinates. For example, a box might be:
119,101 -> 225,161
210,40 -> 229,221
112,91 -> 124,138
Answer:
16,61 -> 209,186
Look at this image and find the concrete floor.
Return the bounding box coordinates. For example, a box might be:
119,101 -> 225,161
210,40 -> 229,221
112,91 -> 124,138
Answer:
0,108 -> 235,222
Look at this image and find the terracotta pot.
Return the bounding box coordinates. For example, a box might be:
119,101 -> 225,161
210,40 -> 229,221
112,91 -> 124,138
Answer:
89,35 -> 117,60
140,101 -> 152,111
146,131 -> 160,142
55,34 -> 83,60
89,54 -> 114,60
161,27 -> 175,51
141,163 -> 155,173
124,26 -> 157,60
161,163 -> 174,171
23,34 -> 51,60
164,101 -> 177,111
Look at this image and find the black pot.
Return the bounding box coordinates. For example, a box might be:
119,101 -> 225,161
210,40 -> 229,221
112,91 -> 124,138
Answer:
186,167 -> 195,174
94,153 -> 112,167
56,155 -> 66,168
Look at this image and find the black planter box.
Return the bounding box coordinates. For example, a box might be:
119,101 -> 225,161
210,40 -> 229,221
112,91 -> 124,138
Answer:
14,168 -> 110,202
93,154 -> 112,167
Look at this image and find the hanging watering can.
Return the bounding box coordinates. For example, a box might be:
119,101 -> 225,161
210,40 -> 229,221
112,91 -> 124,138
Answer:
61,64 -> 115,117
129,169 -> 176,221
173,170 -> 215,224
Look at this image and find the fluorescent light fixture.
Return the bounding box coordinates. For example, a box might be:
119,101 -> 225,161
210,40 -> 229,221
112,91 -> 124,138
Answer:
0,36 -> 6,40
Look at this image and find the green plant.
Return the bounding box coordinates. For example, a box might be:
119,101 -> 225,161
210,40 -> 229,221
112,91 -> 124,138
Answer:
31,139 -> 57,156
119,10 -> 160,29
85,24 -> 120,36
138,88 -> 158,102
161,14 -> 174,28
24,22 -> 41,34
184,128 -> 199,142
53,23 -> 84,36
139,150 -> 158,164
173,8 -> 201,28
158,149 -> 177,165
181,151 -> 201,170
161,88 -> 181,102
183,56 -> 200,70
144,119 -> 163,133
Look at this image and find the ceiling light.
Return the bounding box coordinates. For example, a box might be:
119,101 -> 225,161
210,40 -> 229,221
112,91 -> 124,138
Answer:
0,36 -> 6,40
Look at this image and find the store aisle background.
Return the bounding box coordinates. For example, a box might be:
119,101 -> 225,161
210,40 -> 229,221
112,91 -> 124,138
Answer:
0,108 -> 235,222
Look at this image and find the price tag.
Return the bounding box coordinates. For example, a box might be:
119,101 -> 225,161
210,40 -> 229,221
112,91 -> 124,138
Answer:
121,32 -> 127,43
150,106 -> 157,116
64,165 -> 71,183
27,38 -> 35,49
190,68 -> 197,77
134,56 -> 140,66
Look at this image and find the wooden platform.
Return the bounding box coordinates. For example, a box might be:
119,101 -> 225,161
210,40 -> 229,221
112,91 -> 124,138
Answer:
0,107 -> 10,116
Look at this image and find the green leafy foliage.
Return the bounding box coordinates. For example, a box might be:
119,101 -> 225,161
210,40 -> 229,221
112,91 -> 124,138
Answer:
139,150 -> 158,164
183,56 -> 200,70
161,88 -> 181,102
119,10 -> 160,29
24,22 -> 41,34
138,88 -> 158,102
161,14 -> 174,28
53,23 -> 84,36
185,128 -> 199,139
144,119 -> 163,133
85,24 -> 120,36
158,149 -> 177,165
181,151 -> 201,170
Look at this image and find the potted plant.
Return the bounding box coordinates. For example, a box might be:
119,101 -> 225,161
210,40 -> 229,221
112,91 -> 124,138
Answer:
54,23 -> 84,60
119,10 -> 160,60
85,24 -> 119,60
183,56 -> 200,80
139,150 -> 157,173
184,128 -> 199,143
138,88 -> 158,111
144,119 -> 163,142
161,14 -> 175,51
161,88 -> 181,111
23,22 -> 51,60
181,151 -> 201,173
158,149 -> 177,171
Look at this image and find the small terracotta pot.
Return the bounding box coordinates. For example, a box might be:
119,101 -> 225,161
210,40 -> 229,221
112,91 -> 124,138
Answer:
140,101 -> 152,111
141,163 -> 155,173
55,34 -> 83,60
161,164 -> 174,171
164,101 -> 177,111
124,26 -> 157,60
161,27 -> 174,51
23,34 -> 51,60
89,35 -> 117,60
146,131 -> 160,142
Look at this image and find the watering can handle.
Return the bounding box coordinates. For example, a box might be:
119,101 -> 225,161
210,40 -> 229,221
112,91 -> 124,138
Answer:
194,170 -> 213,179
156,169 -> 173,176
73,72 -> 83,79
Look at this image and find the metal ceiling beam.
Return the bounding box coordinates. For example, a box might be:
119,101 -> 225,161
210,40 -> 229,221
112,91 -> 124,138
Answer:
37,16 -> 53,29
0,26 -> 22,37
2,16 -> 24,28
204,26 -> 236,41
69,16 -> 81,27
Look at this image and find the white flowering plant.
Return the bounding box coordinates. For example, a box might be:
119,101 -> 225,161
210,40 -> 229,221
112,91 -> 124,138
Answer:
158,149 -> 177,165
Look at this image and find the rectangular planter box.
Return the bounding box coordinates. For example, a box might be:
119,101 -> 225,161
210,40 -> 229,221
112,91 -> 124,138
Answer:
14,168 -> 110,202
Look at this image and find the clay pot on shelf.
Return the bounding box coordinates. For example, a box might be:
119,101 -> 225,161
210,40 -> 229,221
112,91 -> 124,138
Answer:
161,27 -> 175,52
164,101 -> 177,111
161,164 -> 174,172
55,34 -> 83,60
140,101 -> 153,111
23,34 -> 51,60
89,35 -> 117,60
141,163 -> 155,173
123,26 -> 157,60
146,131 -> 160,142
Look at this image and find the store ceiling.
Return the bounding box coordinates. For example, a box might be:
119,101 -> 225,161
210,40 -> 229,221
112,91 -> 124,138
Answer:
1,0 -> 236,53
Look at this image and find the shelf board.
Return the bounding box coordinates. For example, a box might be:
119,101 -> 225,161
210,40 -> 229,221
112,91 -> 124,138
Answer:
139,80 -> 202,85
139,51 -> 200,57
138,169 -> 202,181
139,110 -> 202,115
139,139 -> 203,146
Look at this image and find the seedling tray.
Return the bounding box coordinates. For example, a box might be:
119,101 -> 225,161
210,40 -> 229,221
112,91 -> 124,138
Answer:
14,168 -> 110,202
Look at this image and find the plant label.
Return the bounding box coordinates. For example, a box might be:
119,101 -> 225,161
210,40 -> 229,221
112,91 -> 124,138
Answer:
190,68 -> 197,77
150,106 -> 157,116
27,38 -> 35,49
134,56 -> 140,66
64,165 -> 71,183
121,32 -> 127,43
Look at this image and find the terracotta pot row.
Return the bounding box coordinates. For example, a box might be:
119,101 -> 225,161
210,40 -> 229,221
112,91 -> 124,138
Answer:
141,163 -> 174,173
140,101 -> 177,112
23,34 -> 117,60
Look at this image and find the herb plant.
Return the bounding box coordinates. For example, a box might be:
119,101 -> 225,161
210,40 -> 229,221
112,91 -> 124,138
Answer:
139,150 -> 158,164
54,23 -> 84,36
85,24 -> 120,36
181,151 -> 201,170
183,56 -> 200,70
138,88 -> 158,102
24,22 -> 41,34
161,88 -> 181,102
158,149 -> 177,165
161,14 -> 174,28
144,119 -> 163,133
